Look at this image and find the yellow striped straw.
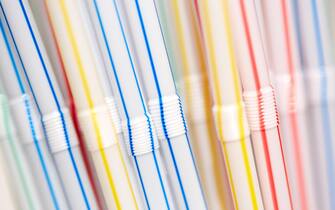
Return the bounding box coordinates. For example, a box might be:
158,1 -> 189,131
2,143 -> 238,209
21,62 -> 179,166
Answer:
169,0 -> 229,209
200,0 -> 260,209
58,1 -> 138,209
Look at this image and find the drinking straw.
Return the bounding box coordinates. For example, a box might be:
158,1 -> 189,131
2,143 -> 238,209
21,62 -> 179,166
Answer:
294,1 -> 335,209
0,92 -> 43,210
120,0 -> 207,209
290,2 -> 329,209
154,0 -> 182,92
78,1 -> 145,207
261,1 -> 318,209
194,0 -> 264,209
86,0 -> 179,209
0,125 -> 17,210
27,0 -> 72,106
44,0 -> 141,209
156,1 -> 234,209
28,1 -> 104,208
228,0 -> 293,209
0,17 -> 69,210
0,1 -> 98,209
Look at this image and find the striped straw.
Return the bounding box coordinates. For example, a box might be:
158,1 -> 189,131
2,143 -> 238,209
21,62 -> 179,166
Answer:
228,0 -> 294,209
87,0 -> 179,208
293,0 -> 335,209
194,0 -> 264,209
261,0 -> 319,209
157,0 -> 233,209
0,109 -> 17,210
122,0 -> 207,208
38,2 -> 104,207
0,92 -> 43,210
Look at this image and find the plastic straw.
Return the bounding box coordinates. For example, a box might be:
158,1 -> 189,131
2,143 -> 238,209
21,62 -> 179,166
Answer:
0,124 -> 17,210
120,0 -> 207,209
28,1 -> 104,207
0,17 -> 69,210
156,1 -> 234,208
0,0 -> 98,209
87,0 -> 180,209
228,0 -> 293,209
294,1 -> 335,209
261,0 -> 319,209
0,91 -> 43,210
194,0 -> 264,209
44,0 -> 141,209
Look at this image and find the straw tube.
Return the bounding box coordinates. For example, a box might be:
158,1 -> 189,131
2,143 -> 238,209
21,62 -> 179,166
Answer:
156,1 -> 234,209
0,129 -> 17,210
194,0 -> 264,209
79,1 -> 145,208
0,17 -> 69,210
86,0 -> 179,209
295,0 -> 335,209
0,92 -> 43,210
44,0 -> 141,209
120,0 -> 207,209
0,0 -> 98,209
28,1 -> 105,207
0,100 -> 17,210
228,0 -> 293,209
261,0 -> 318,209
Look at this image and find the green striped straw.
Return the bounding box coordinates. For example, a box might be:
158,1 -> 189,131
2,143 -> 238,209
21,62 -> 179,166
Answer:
0,93 -> 42,210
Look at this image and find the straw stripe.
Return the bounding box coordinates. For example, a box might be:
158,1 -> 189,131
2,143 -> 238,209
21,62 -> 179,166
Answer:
92,0 -> 171,208
280,0 -> 308,209
134,0 -> 190,208
0,18 -> 60,210
310,1 -> 335,208
57,0 -> 134,209
1,2 -> 92,208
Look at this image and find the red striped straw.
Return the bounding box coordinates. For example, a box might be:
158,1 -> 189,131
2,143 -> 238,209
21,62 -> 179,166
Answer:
229,0 -> 293,209
43,4 -> 103,208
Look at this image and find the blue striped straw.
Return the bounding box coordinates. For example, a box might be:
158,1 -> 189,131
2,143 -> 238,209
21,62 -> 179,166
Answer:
91,0 -> 173,208
310,0 -> 335,208
131,0 -> 206,209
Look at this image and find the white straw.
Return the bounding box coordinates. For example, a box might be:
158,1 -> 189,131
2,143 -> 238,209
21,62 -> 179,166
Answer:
120,0 -> 207,209
229,0 -> 293,209
261,0 -> 318,209
295,1 -> 335,209
0,92 -> 43,210
87,0 -> 177,208
195,0 -> 264,209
